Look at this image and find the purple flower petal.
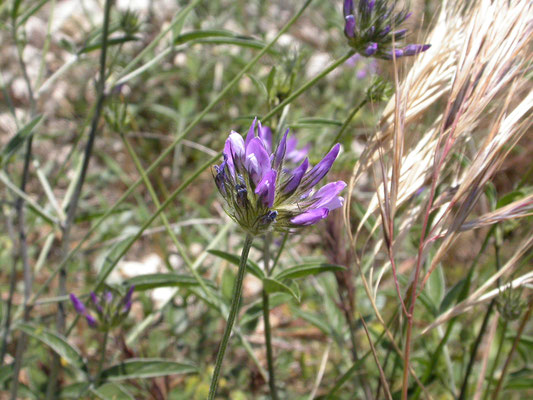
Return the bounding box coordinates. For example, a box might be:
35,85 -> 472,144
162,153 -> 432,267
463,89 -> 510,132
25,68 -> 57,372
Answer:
403,44 -> 431,56
245,117 -> 257,148
86,313 -> 97,328
255,169 -> 277,208
123,285 -> 135,305
343,0 -> 354,17
300,144 -> 341,191
273,128 -> 289,170
70,294 -> 86,314
224,132 -> 245,175
344,15 -> 356,38
104,291 -> 113,304
291,208 -> 329,226
283,158 -> 309,195
392,29 -> 407,38
311,181 -> 347,210
365,42 -> 378,56
245,137 -> 271,184
258,123 -> 273,154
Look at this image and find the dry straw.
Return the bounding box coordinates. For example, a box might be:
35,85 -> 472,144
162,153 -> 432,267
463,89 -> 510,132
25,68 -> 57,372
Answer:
344,0 -> 532,396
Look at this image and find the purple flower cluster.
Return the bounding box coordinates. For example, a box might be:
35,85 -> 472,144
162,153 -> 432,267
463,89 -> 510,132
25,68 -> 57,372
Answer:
343,0 -> 430,60
70,285 -> 134,330
213,119 -> 345,234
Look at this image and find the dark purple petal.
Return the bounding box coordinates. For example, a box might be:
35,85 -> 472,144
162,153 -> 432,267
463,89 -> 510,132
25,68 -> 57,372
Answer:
70,294 -> 86,314
380,25 -> 391,37
123,285 -> 135,305
367,0 -> 375,11
385,49 -> 404,59
291,208 -> 329,226
365,42 -> 378,56
245,137 -> 271,184
255,169 -> 277,208
273,129 -> 289,170
392,29 -> 407,38
214,162 -> 227,196
343,0 -> 354,17
404,11 -> 413,22
86,313 -> 97,328
300,144 -> 341,190
403,44 -> 431,56
311,181 -> 347,210
344,15 -> 356,38
283,158 -> 309,195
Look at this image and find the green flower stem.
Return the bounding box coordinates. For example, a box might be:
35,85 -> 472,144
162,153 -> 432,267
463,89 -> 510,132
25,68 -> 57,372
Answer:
208,234 -> 254,400
262,233 -> 279,400
95,330 -> 109,387
262,50 -> 355,123
329,98 -> 368,147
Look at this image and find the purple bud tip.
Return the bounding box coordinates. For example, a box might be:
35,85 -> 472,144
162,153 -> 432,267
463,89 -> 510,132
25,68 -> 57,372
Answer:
343,0 -> 354,17
365,42 -> 378,56
344,15 -> 356,38
86,314 -> 97,328
403,44 -> 431,56
123,285 -> 135,305
70,294 -> 86,314
404,12 -> 413,22
368,1 -> 375,11
104,290 -> 113,304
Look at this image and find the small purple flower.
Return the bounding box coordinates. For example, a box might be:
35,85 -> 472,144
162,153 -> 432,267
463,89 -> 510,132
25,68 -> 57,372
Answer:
213,119 -> 345,233
70,286 -> 135,330
70,294 -> 86,314
342,0 -> 430,60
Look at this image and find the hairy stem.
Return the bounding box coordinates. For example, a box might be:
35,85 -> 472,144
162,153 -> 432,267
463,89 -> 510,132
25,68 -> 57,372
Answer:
208,234 -> 254,400
262,233 -> 279,399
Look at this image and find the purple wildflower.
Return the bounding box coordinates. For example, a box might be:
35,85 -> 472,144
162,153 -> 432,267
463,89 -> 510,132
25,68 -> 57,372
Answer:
70,286 -> 135,330
213,119 -> 345,234
342,0 -> 431,60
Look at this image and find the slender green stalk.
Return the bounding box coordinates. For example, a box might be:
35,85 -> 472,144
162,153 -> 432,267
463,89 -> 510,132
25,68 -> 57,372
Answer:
262,233 -> 279,400
458,300 -> 495,400
262,50 -> 355,123
329,98 -> 368,147
208,234 -> 254,400
95,330 -> 109,387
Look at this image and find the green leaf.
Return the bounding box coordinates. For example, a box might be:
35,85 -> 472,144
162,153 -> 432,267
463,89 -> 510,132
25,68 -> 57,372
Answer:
275,263 -> 345,281
101,359 -> 197,382
79,36 -> 140,54
1,115 -> 43,167
292,307 -> 332,335
439,278 -> 467,314
17,323 -> 86,372
208,249 -> 265,279
174,29 -> 235,45
263,278 -> 300,302
92,383 -> 135,400
124,273 -> 215,291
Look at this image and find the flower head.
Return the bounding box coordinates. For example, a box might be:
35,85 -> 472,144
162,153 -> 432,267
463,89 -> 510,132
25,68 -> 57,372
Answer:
70,285 -> 135,330
213,119 -> 345,235
342,0 -> 430,60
